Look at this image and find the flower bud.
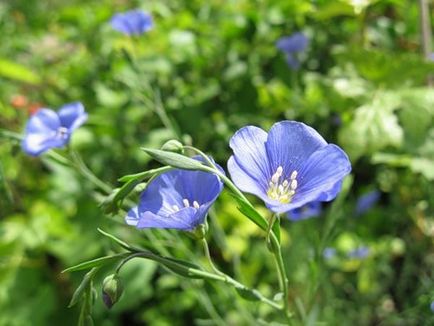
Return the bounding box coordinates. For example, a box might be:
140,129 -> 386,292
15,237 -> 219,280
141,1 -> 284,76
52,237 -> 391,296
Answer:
102,274 -> 123,309
161,140 -> 184,154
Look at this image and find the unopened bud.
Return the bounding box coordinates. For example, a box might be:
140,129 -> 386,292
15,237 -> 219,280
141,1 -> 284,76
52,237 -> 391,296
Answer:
102,274 -> 123,309
161,140 -> 184,154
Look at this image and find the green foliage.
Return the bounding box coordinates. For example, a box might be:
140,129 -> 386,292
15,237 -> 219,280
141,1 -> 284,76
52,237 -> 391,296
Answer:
1,0 -> 434,325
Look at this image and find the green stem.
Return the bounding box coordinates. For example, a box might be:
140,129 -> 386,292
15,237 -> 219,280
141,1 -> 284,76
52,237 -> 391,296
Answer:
200,238 -> 282,311
269,224 -> 293,324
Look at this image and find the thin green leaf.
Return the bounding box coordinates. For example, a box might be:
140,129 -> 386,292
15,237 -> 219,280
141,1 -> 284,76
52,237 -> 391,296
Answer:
62,253 -> 130,273
68,268 -> 99,308
97,228 -> 142,252
141,148 -> 205,170
118,166 -> 172,182
0,58 -> 41,84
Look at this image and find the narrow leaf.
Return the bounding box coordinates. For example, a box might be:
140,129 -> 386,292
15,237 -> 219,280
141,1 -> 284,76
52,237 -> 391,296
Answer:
62,253 -> 130,273
97,228 -> 142,252
141,148 -> 204,170
118,166 -> 172,182
68,268 -> 99,308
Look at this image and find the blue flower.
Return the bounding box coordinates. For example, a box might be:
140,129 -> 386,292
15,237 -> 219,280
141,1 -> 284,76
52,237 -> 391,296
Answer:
126,157 -> 224,230
276,32 -> 309,69
228,121 -> 351,214
355,190 -> 380,216
287,201 -> 322,221
22,102 -> 87,156
323,247 -> 336,259
347,246 -> 370,259
111,10 -> 153,36
430,301 -> 434,312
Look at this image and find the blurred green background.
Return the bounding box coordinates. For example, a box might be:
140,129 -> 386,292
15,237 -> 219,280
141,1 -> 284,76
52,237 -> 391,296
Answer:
1,0 -> 434,325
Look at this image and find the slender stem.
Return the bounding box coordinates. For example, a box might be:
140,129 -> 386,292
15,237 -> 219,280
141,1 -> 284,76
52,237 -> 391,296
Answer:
200,238 -> 282,311
68,150 -> 112,194
271,242 -> 292,324
266,214 -> 277,244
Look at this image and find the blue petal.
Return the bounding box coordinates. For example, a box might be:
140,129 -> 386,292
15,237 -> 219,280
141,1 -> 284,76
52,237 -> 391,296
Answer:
125,206 -> 139,226
276,32 -> 308,53
285,54 -> 300,70
227,156 -> 268,200
347,246 -> 370,259
111,10 -> 153,35
355,190 -> 380,216
137,208 -> 197,230
138,168 -> 222,216
228,125 -> 271,192
287,201 -> 322,221
22,133 -> 67,156
58,102 -> 88,131
295,144 -> 351,203
265,121 -> 327,177
266,144 -> 351,213
25,109 -> 60,134
21,109 -> 66,156
138,170 -> 185,216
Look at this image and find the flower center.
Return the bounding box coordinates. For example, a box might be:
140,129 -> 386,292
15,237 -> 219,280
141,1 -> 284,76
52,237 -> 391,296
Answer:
56,126 -> 69,139
267,166 -> 298,204
172,198 -> 200,212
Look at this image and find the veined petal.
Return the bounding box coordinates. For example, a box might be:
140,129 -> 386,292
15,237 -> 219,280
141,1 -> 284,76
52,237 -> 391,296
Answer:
137,208 -> 196,230
25,109 -> 60,134
125,206 -> 139,226
229,125 -> 271,190
227,156 -> 268,199
138,171 -> 184,216
266,121 -> 327,176
276,33 -> 308,53
287,201 -> 322,221
295,144 -> 351,204
22,132 -> 67,156
111,10 -> 153,35
58,102 -> 88,131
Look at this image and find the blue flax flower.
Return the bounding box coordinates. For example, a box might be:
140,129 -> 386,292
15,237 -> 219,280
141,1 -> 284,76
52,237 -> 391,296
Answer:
126,157 -> 223,230
347,246 -> 370,259
228,121 -> 351,214
287,201 -> 321,221
355,190 -> 380,216
430,301 -> 434,312
22,102 -> 87,156
111,10 -> 153,36
276,32 -> 308,69
323,247 -> 336,259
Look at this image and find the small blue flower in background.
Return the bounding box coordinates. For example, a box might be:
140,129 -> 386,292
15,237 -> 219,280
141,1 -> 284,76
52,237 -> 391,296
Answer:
323,247 -> 336,259
126,157 -> 223,230
347,246 -> 370,259
430,301 -> 434,312
227,121 -> 351,214
276,32 -> 309,69
355,190 -> 380,216
111,10 -> 153,36
287,201 -> 321,221
22,102 -> 87,156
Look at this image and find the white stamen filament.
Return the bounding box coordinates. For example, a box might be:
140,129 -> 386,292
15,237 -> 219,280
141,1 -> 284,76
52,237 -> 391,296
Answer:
267,167 -> 299,204
172,205 -> 180,212
183,199 -> 190,207
193,201 -> 200,209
